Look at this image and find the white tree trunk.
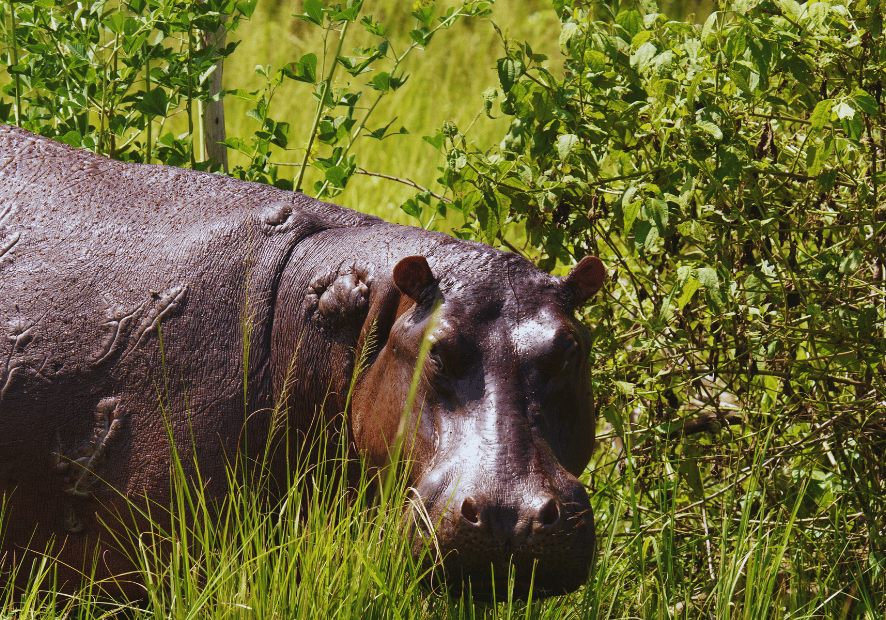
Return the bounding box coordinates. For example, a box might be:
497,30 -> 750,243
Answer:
200,23 -> 228,172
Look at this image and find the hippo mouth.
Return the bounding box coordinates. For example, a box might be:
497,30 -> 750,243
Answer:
407,483 -> 596,600
411,518 -> 595,601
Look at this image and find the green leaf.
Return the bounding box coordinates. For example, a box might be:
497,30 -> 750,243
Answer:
841,112 -> 863,141
497,58 -> 523,92
370,71 -> 391,92
423,132 -> 445,151
411,4 -> 434,25
483,87 -> 498,118
295,0 -> 325,26
361,15 -> 387,36
105,13 -> 127,34
269,121 -> 290,148
58,130 -> 81,148
236,0 -> 258,18
676,266 -> 701,314
614,381 -> 635,395
135,87 -> 168,117
748,39 -> 772,86
816,168 -> 838,192
631,30 -> 653,48
776,0 -> 802,19
851,89 -> 879,115
366,118 -> 408,140
809,99 -> 834,132
694,121 -> 723,141
728,69 -> 752,97
476,191 -> 502,243
648,197 -> 669,234
556,134 -> 579,159
724,28 -> 747,60
809,135 -> 833,176
410,27 -> 431,46
677,276 -> 701,310
447,149 -> 467,171
695,267 -> 719,288
631,41 -> 657,72
700,11 -> 719,46
623,199 -> 642,233
401,197 -> 423,220
325,165 -> 347,188
679,451 -> 705,496
635,220 -> 658,248
67,43 -> 90,61
331,5 -> 360,21
616,9 -> 643,37
283,53 -> 317,84
806,1 -> 830,29
559,22 -> 581,49
686,71 -> 705,112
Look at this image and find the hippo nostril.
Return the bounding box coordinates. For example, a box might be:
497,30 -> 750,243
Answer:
461,497 -> 479,524
538,498 -> 560,527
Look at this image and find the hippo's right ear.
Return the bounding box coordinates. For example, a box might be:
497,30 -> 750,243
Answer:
393,255 -> 435,301
563,256 -> 606,306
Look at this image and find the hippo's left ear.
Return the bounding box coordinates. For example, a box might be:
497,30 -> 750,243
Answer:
563,256 -> 606,306
393,255 -> 435,301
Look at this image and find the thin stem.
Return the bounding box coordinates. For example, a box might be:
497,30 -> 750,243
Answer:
295,19 -> 350,193
354,167 -> 450,203
145,42 -> 151,163
8,0 -> 21,125
314,6 -> 471,198
187,20 -> 195,169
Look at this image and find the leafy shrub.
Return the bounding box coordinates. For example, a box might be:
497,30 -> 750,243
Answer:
0,0 -> 491,194
416,0 -> 885,612
0,0 -> 257,167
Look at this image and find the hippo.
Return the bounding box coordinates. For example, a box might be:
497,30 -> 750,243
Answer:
0,124 -> 606,598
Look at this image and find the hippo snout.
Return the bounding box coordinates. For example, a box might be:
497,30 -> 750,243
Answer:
412,473 -> 596,599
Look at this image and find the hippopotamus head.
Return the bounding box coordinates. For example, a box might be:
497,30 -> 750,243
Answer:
351,246 -> 606,599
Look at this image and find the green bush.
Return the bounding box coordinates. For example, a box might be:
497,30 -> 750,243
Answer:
417,0 -> 885,614
0,0 -> 255,167
0,0 -> 491,193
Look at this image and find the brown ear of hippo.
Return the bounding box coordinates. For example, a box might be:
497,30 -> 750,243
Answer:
564,256 -> 606,305
393,255 -> 435,300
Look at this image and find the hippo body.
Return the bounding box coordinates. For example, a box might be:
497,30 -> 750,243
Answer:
0,124 -> 604,597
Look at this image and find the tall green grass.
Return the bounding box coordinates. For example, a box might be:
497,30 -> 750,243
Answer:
5,420 -> 878,619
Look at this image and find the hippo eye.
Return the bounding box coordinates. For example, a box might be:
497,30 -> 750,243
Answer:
422,340 -> 447,370
563,338 -> 579,360
531,332 -> 581,377
427,343 -> 441,364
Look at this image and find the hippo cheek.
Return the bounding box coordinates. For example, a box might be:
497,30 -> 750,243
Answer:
409,466 -> 596,600
351,362 -> 438,474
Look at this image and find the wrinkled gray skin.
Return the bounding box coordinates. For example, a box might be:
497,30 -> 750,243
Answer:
0,125 -> 605,598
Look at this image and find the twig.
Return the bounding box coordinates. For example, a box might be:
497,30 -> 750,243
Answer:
668,412 -> 743,439
496,233 -> 529,260
763,168 -> 857,189
354,168 -> 451,203
296,19 -> 350,193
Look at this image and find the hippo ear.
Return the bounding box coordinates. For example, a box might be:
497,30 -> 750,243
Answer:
564,256 -> 606,305
393,255 -> 435,300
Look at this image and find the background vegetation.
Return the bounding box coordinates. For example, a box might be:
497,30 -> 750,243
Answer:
1,0 -> 884,617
